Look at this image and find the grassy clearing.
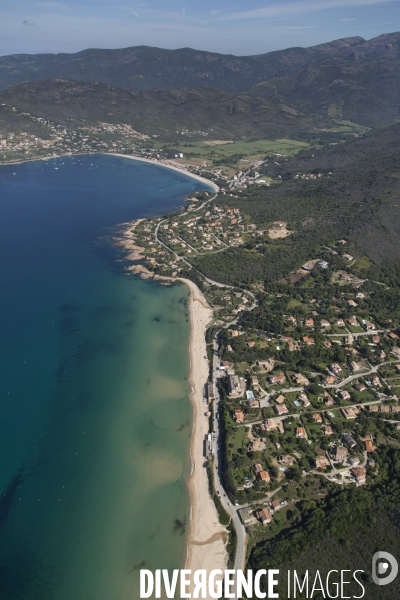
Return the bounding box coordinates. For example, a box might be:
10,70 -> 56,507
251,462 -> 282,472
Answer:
355,255 -> 373,270
286,298 -> 303,310
159,138 -> 310,166
325,120 -> 369,134
230,427 -> 247,455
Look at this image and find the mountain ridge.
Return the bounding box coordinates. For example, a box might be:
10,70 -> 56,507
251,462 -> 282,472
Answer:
0,79 -> 319,140
0,32 -> 399,94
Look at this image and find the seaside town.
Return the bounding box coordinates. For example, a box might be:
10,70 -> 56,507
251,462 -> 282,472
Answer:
113,178 -> 400,552
3,8 -> 400,597
1,100 -> 317,190
3,99 -> 400,569
0,103 -> 151,162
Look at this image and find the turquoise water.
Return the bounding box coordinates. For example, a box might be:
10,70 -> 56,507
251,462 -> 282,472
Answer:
0,154 -> 210,599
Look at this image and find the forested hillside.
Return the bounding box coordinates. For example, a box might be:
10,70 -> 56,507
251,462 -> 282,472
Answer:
191,122 -> 400,285
0,32 -> 399,132
0,35 -> 372,93
0,79 -> 319,139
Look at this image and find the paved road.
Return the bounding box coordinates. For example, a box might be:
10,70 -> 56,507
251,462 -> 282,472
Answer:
155,220 -> 263,303
212,232 -> 229,248
209,293 -> 258,588
326,330 -> 385,338
154,198 -> 260,587
212,335 -> 247,577
242,398 -> 382,427
155,218 -> 236,289
326,359 -> 393,389
176,234 -> 199,253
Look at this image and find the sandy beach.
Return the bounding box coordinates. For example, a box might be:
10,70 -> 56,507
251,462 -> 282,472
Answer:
179,278 -> 228,590
103,155 -> 227,582
110,153 -> 220,193
2,151 -> 219,194
110,155 -> 226,584
4,150 -> 228,591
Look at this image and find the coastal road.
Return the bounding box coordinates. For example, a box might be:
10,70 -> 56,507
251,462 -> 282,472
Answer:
212,333 -> 247,591
154,198 -> 260,584
208,291 -> 258,581
209,286 -> 259,556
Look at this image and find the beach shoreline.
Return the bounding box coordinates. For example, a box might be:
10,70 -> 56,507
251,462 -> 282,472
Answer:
111,154 -> 228,584
1,151 -> 219,194
177,278 -> 228,587
152,275 -> 228,583
108,153 -> 226,583
4,151 -> 225,582
110,153 -> 220,192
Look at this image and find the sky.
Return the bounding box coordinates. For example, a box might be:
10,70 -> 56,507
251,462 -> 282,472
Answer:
1,0 -> 400,56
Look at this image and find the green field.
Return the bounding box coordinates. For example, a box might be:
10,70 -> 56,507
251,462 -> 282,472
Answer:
157,137 -> 311,164
229,426 -> 247,455
325,119 -> 369,134
355,255 -> 373,270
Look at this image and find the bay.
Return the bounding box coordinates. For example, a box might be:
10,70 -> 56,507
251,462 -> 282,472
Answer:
0,154 -> 210,599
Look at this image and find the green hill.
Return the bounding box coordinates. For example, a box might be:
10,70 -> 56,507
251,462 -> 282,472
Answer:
0,33 -> 399,135
248,54 -> 400,128
191,122 -> 400,285
0,79 -> 319,140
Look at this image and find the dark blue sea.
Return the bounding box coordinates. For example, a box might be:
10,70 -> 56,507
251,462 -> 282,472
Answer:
0,154 -> 210,599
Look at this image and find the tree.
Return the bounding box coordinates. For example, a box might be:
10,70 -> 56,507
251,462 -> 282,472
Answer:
308,383 -> 324,395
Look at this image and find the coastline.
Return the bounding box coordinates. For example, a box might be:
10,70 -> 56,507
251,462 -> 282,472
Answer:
109,153 -> 226,582
1,151 -> 219,194
109,153 -> 220,193
4,151 -> 226,582
178,277 -> 228,586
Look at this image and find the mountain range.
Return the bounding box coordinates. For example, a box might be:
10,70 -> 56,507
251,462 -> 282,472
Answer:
0,31 -> 399,138
1,32 -> 399,94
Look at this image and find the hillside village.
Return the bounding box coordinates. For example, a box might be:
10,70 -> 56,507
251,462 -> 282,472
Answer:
113,185 -> 400,540
0,103 -> 152,161
215,249 -> 400,533
117,200 -> 294,283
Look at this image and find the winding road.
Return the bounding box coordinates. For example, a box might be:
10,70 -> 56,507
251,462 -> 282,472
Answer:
154,202 -> 259,593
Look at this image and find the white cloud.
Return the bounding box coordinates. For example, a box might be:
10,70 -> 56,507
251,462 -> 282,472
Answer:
341,17 -> 357,20
218,0 -> 399,21
287,25 -> 321,29
131,9 -> 138,16
35,2 -> 64,6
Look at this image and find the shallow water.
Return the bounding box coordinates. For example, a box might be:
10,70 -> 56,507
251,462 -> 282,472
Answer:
0,154 -> 210,599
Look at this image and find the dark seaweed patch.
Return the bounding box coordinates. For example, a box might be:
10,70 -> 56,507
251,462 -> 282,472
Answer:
0,470 -> 24,530
173,519 -> 186,535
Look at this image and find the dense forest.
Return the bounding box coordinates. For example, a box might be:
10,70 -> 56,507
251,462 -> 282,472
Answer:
191,122 -> 400,286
